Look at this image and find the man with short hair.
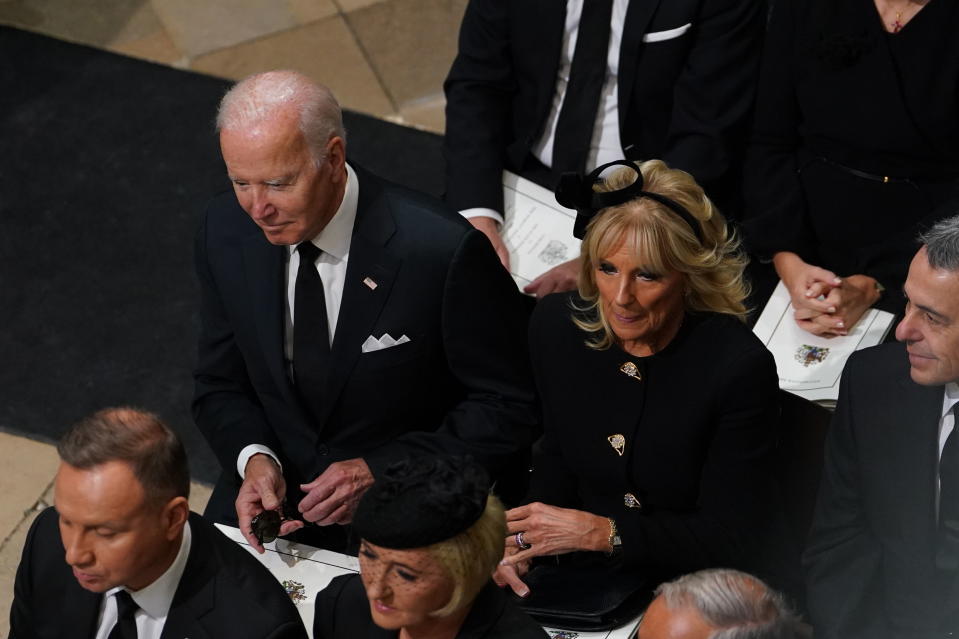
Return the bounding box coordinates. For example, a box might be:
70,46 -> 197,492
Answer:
193,71 -> 535,552
637,569 -> 808,639
805,214 -> 959,638
9,407 -> 307,639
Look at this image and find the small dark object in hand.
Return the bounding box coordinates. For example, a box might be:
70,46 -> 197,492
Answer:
251,509 -> 282,545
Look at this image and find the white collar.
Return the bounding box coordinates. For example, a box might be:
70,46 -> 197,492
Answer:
944,381 -> 959,419
289,162 -> 358,261
107,519 -> 192,619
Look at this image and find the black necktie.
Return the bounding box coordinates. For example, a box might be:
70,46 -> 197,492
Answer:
293,242 -> 331,423
107,590 -> 138,639
551,0 -> 615,176
937,404 -> 959,573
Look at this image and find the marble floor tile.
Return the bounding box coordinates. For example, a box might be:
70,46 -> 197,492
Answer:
107,2 -> 183,65
0,0 -> 154,50
0,432 -> 59,544
190,16 -> 395,118
150,0 -> 337,59
396,92 -> 446,134
344,0 -> 466,107
334,0 -> 386,12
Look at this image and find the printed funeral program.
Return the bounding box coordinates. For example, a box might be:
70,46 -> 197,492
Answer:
501,171 -> 581,290
752,281 -> 894,405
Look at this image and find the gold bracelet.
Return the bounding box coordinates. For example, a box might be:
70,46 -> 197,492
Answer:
607,517 -> 621,553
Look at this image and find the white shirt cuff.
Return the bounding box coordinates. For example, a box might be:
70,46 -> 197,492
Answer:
237,445 -> 282,479
460,207 -> 504,228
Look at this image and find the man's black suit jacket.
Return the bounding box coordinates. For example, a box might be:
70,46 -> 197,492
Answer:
193,165 -> 536,522
443,0 -> 764,216
9,509 -> 306,639
805,343 -> 959,638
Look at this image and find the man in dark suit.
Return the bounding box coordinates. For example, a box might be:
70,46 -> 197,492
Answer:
443,0 -> 763,295
804,214 -> 959,638
10,407 -> 306,639
193,71 -> 535,552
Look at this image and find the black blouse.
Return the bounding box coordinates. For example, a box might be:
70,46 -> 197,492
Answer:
743,0 -> 959,293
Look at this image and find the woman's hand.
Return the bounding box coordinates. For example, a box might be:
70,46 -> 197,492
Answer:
501,502 -> 611,565
773,252 -> 879,337
493,545 -> 532,597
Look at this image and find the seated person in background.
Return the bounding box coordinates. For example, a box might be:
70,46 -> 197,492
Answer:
804,214 -> 959,638
742,0 -> 959,336
496,160 -> 793,599
444,0 -> 764,296
638,569 -> 809,639
314,456 -> 547,639
9,407 -> 306,639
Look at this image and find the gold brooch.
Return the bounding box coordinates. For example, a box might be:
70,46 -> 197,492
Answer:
620,362 -> 641,381
607,434 -> 626,456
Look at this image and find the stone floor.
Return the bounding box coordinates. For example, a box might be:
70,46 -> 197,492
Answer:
0,0 -> 462,632
0,0 -> 466,133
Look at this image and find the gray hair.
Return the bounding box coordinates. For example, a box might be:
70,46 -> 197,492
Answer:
655,569 -> 809,639
216,70 -> 346,165
920,213 -> 959,271
58,407 -> 190,504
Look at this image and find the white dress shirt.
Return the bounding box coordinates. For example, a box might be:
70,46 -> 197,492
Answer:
237,163 -> 360,478
937,382 -> 959,513
461,0 -> 629,226
94,522 -> 192,639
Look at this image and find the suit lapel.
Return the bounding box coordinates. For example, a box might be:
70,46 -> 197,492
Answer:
618,0 -> 663,138
890,373 -> 943,550
242,235 -> 306,415
527,1 -> 567,141
320,170 -> 399,426
161,517 -> 215,639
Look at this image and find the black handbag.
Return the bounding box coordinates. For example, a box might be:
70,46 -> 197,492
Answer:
513,554 -> 654,631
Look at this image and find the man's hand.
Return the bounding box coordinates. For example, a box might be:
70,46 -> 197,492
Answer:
523,257 -> 580,298
500,502 -> 610,567
237,454 -> 303,553
297,458 -> 374,526
469,216 -> 511,270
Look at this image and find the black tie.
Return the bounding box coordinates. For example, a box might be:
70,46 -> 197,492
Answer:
937,403 -> 959,572
108,590 -> 138,639
551,0 -> 615,176
293,242 -> 331,423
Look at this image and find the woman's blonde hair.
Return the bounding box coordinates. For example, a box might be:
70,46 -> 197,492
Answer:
574,159 -> 749,349
427,494 -> 506,617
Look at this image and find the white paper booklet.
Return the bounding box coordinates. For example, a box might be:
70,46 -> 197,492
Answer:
502,170 -> 581,290
216,523 -> 641,639
752,281 -> 895,403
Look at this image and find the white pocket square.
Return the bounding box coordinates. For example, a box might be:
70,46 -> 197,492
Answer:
642,22 -> 692,43
361,333 -> 411,353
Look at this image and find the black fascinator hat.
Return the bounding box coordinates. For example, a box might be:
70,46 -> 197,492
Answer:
352,456 -> 490,549
556,159 -> 704,242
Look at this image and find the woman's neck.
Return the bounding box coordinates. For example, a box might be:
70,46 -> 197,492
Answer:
398,604 -> 473,639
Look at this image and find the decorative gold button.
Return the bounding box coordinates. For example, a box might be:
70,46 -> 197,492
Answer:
620,362 -> 641,381
624,493 -> 642,509
608,434 -> 625,456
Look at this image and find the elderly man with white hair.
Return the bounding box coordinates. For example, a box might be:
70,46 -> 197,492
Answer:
192,70 -> 536,552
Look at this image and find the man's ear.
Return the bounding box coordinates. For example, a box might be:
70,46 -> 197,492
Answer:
161,496 -> 190,541
326,136 -> 347,179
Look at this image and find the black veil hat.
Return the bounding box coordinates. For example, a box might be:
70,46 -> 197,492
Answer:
555,160 -> 704,242
352,456 -> 490,549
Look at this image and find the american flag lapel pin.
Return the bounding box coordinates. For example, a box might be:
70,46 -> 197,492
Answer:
363,276 -> 378,290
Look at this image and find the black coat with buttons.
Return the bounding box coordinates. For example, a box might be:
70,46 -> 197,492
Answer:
525,292 -> 789,587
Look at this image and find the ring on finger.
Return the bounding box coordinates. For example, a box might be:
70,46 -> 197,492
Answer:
515,531 -> 532,550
